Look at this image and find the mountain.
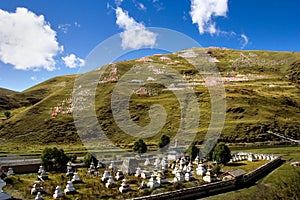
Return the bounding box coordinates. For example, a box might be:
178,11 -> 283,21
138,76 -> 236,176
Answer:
0,88 -> 18,96
0,48 -> 299,150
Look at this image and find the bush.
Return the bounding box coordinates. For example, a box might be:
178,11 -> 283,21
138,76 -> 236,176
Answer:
133,139 -> 147,154
41,147 -> 69,171
211,142 -> 231,165
4,111 -> 11,119
186,143 -> 199,160
158,135 -> 170,151
83,152 -> 98,166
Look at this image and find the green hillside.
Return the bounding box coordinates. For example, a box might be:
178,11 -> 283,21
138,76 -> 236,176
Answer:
0,48 -> 299,151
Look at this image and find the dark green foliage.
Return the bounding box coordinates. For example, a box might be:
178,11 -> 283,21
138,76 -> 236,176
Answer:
186,143 -> 199,160
69,154 -> 77,163
4,111 -> 11,119
41,147 -> 69,171
211,142 -> 231,165
158,134 -> 170,151
83,152 -> 98,166
133,139 -> 147,154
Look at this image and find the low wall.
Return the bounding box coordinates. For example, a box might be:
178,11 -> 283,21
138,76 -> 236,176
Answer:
1,160 -> 41,174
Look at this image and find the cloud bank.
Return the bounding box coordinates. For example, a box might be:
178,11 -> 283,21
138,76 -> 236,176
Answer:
0,8 -> 62,71
115,7 -> 157,49
190,0 -> 228,35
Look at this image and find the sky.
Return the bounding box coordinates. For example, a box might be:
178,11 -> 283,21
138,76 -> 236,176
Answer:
0,0 -> 299,91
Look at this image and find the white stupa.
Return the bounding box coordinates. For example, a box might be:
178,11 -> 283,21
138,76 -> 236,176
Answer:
119,178 -> 131,193
138,181 -> 147,189
38,165 -> 44,175
144,158 -> 150,166
71,172 -> 81,183
248,153 -> 256,162
64,181 -> 76,194
187,162 -> 193,172
105,176 -> 116,188
185,171 -> 193,182
172,165 -> 179,174
196,163 -> 207,176
141,171 -> 151,179
35,192 -> 43,200
193,156 -> 199,164
31,180 -> 44,195
115,170 -> 124,181
87,162 -> 96,175
156,171 -> 168,184
101,171 -> 110,183
147,174 -> 160,189
66,166 -> 74,177
203,168 -> 218,183
7,168 -> 15,176
135,167 -> 142,177
173,170 -> 185,182
109,161 -> 116,171
53,186 -> 64,199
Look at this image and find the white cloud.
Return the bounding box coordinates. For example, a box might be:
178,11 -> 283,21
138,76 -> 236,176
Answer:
74,22 -> 81,28
30,76 -> 38,81
153,1 -> 164,11
115,0 -> 124,6
62,54 -> 85,68
190,0 -> 228,35
58,23 -> 71,34
0,7 -> 61,71
115,7 -> 157,49
240,34 -> 249,49
58,22 -> 80,33
137,3 -> 147,11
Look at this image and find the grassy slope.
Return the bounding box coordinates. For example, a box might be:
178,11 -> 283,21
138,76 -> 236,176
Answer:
0,88 -> 18,96
0,48 -> 299,151
0,88 -> 20,112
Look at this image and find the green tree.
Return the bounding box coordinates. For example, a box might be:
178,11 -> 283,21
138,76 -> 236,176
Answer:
186,143 -> 199,160
83,152 -> 98,166
211,142 -> 231,165
133,139 -> 147,154
4,111 -> 11,119
41,147 -> 69,171
158,134 -> 170,151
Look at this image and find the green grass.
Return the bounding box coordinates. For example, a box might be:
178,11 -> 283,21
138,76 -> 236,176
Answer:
0,48 -> 299,151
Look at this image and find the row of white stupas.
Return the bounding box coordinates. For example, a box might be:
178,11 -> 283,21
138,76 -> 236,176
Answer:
230,152 -> 279,163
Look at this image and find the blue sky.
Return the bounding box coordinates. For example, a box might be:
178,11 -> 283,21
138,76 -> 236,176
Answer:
0,0 -> 299,91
